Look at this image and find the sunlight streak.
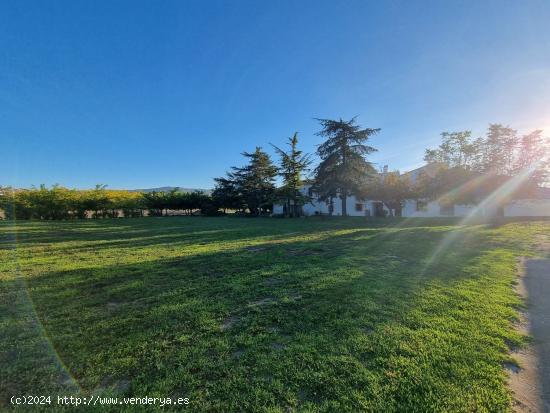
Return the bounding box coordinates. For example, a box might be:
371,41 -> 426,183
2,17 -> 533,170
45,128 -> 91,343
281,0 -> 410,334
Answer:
420,163 -> 539,274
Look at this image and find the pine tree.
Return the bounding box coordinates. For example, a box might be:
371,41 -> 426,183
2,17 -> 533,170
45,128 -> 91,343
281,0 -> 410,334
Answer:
212,175 -> 244,213
271,133 -> 312,217
231,147 -> 278,215
312,118 -> 379,216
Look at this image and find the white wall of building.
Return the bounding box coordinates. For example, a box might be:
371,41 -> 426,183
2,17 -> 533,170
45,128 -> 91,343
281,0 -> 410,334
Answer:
402,201 -> 486,218
402,200 -> 441,218
303,197 -> 330,215
272,204 -> 284,215
275,186 -> 550,218
274,185 -> 392,217
402,199 -> 550,218
504,200 -> 550,217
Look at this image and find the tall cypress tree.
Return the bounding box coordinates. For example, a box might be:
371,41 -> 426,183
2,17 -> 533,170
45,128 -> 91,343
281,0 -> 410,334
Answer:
313,118 -> 379,216
271,133 -> 312,217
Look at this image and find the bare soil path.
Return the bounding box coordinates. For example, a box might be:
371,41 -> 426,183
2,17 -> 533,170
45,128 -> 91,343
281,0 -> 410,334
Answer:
524,258 -> 550,413
513,256 -> 550,413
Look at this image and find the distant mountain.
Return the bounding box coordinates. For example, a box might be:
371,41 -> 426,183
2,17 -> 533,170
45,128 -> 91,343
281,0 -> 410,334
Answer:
130,187 -> 212,194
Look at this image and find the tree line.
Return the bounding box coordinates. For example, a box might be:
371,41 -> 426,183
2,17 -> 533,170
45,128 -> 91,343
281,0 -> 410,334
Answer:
416,126 -> 549,207
212,132 -> 312,217
0,185 -> 217,220
424,126 -> 548,181
213,119 -> 548,217
212,118 -> 381,217
1,119 -> 547,220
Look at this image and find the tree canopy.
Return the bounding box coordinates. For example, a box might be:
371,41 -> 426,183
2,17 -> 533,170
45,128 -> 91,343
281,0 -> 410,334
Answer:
271,133 -> 312,217
424,125 -> 549,183
366,171 -> 414,216
3,119 -> 548,221
0,186 -> 216,220
213,147 -> 278,215
420,125 -> 549,205
312,117 -> 379,216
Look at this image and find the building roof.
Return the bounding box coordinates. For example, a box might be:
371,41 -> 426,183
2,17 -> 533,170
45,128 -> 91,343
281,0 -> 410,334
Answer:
402,163 -> 446,178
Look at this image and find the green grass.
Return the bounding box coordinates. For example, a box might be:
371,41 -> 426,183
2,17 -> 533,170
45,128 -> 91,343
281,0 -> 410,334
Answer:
1,217 -> 548,412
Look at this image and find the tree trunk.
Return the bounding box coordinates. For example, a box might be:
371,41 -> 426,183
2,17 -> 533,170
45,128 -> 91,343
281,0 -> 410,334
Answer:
341,192 -> 347,217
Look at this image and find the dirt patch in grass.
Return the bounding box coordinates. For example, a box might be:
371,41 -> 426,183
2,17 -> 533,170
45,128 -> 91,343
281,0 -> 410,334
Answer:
270,342 -> 285,351
220,315 -> 240,332
248,297 -> 276,307
232,349 -> 245,359
263,277 -> 283,287
106,301 -> 123,312
285,246 -> 342,259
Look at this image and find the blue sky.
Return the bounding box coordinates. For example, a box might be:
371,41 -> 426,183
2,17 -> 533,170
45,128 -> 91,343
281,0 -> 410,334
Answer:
1,0 -> 549,189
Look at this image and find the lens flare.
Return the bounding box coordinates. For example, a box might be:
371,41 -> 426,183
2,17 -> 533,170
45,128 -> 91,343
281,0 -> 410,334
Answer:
420,163 -> 540,274
6,205 -> 81,393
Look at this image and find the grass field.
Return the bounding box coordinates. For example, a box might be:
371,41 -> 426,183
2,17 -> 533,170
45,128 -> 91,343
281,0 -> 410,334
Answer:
1,217 -> 548,412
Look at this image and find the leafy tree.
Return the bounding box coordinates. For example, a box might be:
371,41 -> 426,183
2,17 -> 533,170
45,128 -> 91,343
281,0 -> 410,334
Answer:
140,189 -> 215,217
514,129 -> 549,187
114,191 -> 144,217
414,166 -> 481,205
421,125 -> 550,203
29,185 -> 80,220
367,171 -> 413,216
169,190 -> 187,214
188,191 -> 212,215
231,147 -> 278,215
0,187 -> 32,219
413,163 -> 541,209
271,132 -> 312,217
141,191 -> 166,216
312,117 -> 379,216
424,131 -> 482,170
83,185 -> 110,218
0,185 -> 203,220
480,124 -> 518,175
165,188 -> 182,214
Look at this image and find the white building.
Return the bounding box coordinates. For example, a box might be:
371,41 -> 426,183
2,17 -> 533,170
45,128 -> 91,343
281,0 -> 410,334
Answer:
273,165 -> 550,218
273,183 -> 391,217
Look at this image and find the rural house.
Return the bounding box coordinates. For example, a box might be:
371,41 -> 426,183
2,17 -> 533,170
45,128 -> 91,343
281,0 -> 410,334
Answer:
273,164 -> 550,218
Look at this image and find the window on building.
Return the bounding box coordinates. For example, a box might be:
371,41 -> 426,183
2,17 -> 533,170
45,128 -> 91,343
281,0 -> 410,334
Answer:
439,203 -> 455,216
355,203 -> 363,212
416,200 -> 428,211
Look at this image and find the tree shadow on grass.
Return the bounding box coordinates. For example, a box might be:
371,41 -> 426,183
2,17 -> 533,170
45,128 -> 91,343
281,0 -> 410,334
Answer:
0,219 -> 248,249
0,216 -> 467,250
0,220 -> 519,412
